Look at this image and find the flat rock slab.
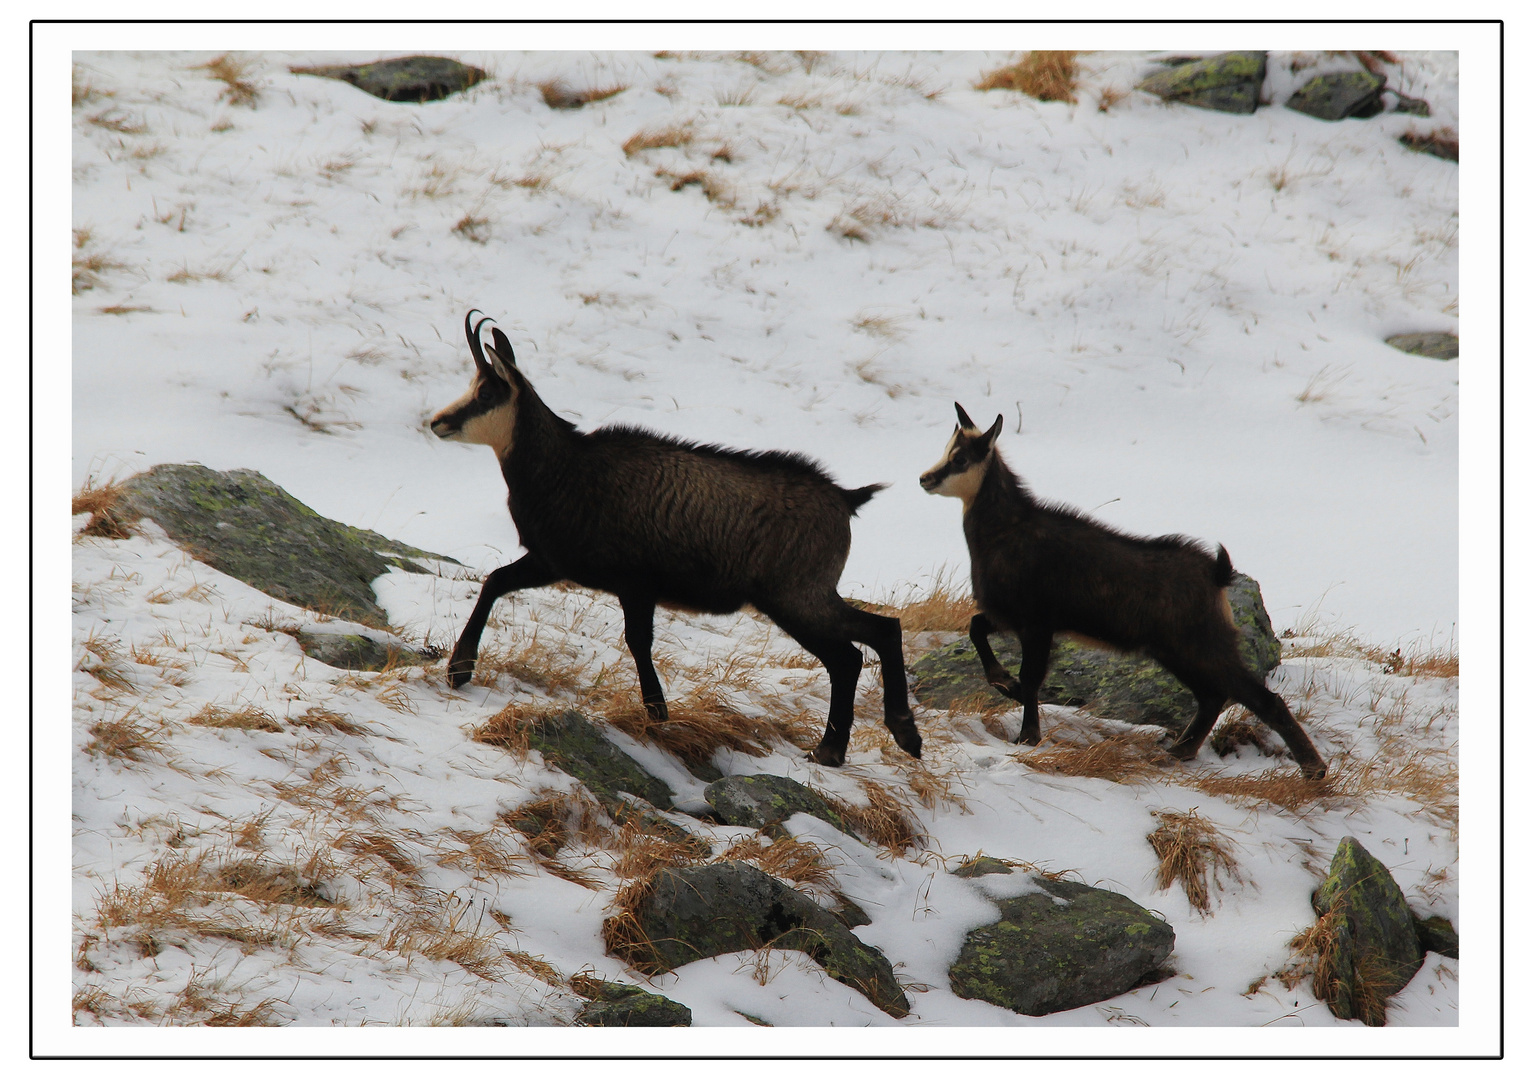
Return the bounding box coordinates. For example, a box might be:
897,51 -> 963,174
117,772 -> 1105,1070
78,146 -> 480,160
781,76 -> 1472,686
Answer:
949,875 -> 1175,1016
1386,332 -> 1459,359
910,572 -> 1281,728
1311,835 -> 1425,1025
604,861 -> 909,1017
115,464 -> 453,629
573,981 -> 692,1027
522,709 -> 677,811
1286,71 -> 1386,120
295,630 -> 435,671
704,774 -> 847,833
1138,51 -> 1267,114
291,55 -> 486,102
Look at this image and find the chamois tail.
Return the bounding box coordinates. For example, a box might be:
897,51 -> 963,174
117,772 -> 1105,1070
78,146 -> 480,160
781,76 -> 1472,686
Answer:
841,482 -> 888,515
1212,544 -> 1236,588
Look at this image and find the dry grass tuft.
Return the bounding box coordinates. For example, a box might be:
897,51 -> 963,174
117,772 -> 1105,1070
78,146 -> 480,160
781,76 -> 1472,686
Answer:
587,681 -> 778,768
1400,127 -> 1458,163
437,828 -> 530,881
539,80 -> 627,110
188,703 -> 282,733
502,789 -> 611,861
472,636 -> 587,694
380,905 -> 506,980
717,834 -> 836,893
976,51 -> 1080,103
470,702 -> 534,759
85,714 -> 166,762
289,706 -> 368,738
72,243 -> 129,295
824,779 -> 924,853
1097,85 -> 1128,112
1147,809 -> 1245,915
608,818 -> 709,881
1208,710 -> 1284,759
1020,728 -> 1174,783
451,213 -> 491,244
1279,908 -> 1398,1024
622,124 -> 694,157
195,53 -> 261,108
655,167 -> 736,207
881,566 -> 974,632
73,475 -> 135,538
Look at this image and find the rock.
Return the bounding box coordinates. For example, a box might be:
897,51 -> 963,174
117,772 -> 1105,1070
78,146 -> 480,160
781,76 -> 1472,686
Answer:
294,629 -> 434,671
952,855 -> 1017,878
522,709 -> 677,811
1285,71 -> 1386,121
1309,836 -> 1425,1025
1388,91 -> 1432,116
1414,914 -> 1459,959
604,861 -> 909,1018
291,55 -> 486,103
910,572 -> 1281,731
1399,130 -> 1459,162
572,980 -> 692,1027
115,464 -> 453,629
1137,51 -> 1267,114
703,774 -> 847,834
948,876 -> 1175,1016
1385,332 -> 1458,360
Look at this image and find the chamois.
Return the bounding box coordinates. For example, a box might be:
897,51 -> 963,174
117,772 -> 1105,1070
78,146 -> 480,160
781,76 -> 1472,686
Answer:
919,403 -> 1326,779
430,311 -> 921,768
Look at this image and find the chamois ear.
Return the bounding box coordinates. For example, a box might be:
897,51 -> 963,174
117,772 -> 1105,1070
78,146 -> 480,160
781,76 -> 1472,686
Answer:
955,402 -> 977,430
485,328 -> 519,385
980,414 -> 1004,450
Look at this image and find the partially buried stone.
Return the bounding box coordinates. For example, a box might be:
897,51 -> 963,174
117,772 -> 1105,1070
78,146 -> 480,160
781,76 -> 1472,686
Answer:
1137,52 -> 1267,114
1285,71 -> 1387,120
291,55 -> 487,103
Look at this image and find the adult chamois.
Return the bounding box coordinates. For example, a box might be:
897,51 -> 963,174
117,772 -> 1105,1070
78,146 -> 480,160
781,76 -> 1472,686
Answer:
430,311 -> 921,768
919,403 -> 1326,779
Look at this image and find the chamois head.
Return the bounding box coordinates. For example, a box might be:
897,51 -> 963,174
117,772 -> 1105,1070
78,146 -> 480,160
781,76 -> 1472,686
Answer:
430,310 -> 521,456
919,402 -> 1004,507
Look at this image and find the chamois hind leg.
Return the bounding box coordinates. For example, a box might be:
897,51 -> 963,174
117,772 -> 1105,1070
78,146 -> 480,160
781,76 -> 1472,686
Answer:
771,617 -> 863,767
841,603 -> 921,760
1010,624 -> 1055,746
619,594 -> 668,722
1160,666 -> 1229,765
449,553 -> 560,688
1226,668 -> 1327,780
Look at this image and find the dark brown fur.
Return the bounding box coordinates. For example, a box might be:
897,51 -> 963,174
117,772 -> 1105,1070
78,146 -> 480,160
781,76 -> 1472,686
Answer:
431,312 -> 920,767
921,403 -> 1325,779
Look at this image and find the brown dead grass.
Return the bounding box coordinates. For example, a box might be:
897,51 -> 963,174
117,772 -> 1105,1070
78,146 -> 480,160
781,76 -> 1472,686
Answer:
188,703 -> 282,733
85,713 -> 165,763
1147,809 -> 1245,915
195,53 -> 261,108
1400,127 -> 1458,163
1279,908 -> 1394,1025
289,706 -> 368,738
656,167 -> 736,207
1019,728 -> 1174,783
73,475 -> 132,532
623,124 -> 694,157
716,834 -> 836,893
823,779 -> 924,853
539,80 -> 627,109
882,567 -> 974,633
977,51 -> 1080,103
585,680 -> 779,769
472,636 -> 587,694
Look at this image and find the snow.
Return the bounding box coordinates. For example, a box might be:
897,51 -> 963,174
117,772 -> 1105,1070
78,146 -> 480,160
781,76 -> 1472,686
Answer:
43,23 -> 1503,1059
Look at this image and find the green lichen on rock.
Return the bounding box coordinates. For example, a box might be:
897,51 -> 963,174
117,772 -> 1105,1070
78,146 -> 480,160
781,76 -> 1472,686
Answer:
605,861 -> 909,1018
1138,51 -> 1267,114
951,856 -> 1016,879
573,980 -> 692,1027
1414,914 -> 1459,959
1309,836 -> 1425,1025
291,55 -> 487,102
294,630 -> 434,671
522,709 -> 677,811
909,573 -> 1281,730
704,774 -> 847,833
949,877 -> 1174,1016
1285,71 -> 1387,120
115,464 -> 454,629
1385,332 -> 1459,360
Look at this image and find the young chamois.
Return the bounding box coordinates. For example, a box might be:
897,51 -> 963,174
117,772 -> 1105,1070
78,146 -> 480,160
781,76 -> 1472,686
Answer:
919,403 -> 1326,779
430,311 -> 921,768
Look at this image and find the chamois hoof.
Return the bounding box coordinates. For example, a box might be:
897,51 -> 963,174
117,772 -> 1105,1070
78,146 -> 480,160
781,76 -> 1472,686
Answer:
989,678 -> 1025,703
809,743 -> 846,768
446,656 -> 476,689
1165,741 -> 1200,763
885,714 -> 923,759
1299,758 -> 1328,781
1012,726 -> 1041,746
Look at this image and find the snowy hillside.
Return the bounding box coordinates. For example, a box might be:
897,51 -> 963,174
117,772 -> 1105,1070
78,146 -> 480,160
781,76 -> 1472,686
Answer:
53,38 -> 1490,1054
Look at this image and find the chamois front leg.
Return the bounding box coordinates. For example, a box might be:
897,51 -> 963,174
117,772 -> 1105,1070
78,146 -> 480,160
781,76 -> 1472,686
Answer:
969,612 -> 1025,702
448,553 -> 560,688
619,594 -> 668,721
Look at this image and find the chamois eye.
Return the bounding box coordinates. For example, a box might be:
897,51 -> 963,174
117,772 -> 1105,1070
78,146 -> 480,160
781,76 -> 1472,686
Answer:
951,452 -> 968,468
476,383 -> 495,403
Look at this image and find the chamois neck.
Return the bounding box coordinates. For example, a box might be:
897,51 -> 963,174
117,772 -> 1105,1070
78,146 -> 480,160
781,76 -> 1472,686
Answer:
501,386 -> 577,481
966,452 -> 1035,518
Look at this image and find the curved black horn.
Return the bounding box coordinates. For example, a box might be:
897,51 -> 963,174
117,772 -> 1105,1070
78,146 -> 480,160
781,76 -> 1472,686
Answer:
464,309 -> 495,376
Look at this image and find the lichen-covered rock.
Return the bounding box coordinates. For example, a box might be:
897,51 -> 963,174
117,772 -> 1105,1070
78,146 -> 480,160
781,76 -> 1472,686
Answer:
291,55 -> 486,102
1310,836 -> 1425,1025
295,630 -> 434,671
1386,332 -> 1459,360
1414,914 -> 1459,959
573,980 -> 692,1027
604,861 -> 909,1018
704,774 -> 847,833
1285,71 -> 1386,120
1137,51 -> 1267,114
910,572 -> 1281,730
951,856 -> 1017,879
522,709 -> 677,810
115,464 -> 453,629
949,877 -> 1175,1016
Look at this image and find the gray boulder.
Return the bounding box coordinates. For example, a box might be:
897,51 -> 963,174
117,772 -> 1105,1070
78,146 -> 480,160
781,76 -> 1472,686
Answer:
520,709 -> 677,811
909,572 -> 1281,731
603,861 -> 909,1018
1138,52 -> 1267,114
294,629 -> 434,671
1309,836 -> 1425,1025
1414,914 -> 1459,959
1386,332 -> 1458,360
1285,71 -> 1386,120
573,980 -> 691,1027
113,464 -> 453,630
704,774 -> 847,833
291,55 -> 486,102
948,871 -> 1175,1016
